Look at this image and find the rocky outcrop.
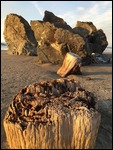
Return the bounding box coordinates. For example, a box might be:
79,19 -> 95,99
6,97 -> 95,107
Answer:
31,20 -> 87,64
73,21 -> 108,55
4,13 -> 38,55
4,11 -> 108,64
31,11 -> 108,65
43,10 -> 73,32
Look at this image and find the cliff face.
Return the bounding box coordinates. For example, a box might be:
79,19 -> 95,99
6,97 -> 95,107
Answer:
4,13 -> 38,55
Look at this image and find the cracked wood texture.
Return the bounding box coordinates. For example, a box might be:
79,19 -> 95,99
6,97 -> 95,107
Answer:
4,78 -> 101,149
57,52 -> 82,77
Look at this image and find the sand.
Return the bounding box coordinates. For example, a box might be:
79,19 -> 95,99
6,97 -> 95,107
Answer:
1,50 -> 112,149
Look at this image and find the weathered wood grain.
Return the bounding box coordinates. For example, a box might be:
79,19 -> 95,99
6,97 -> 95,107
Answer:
4,78 -> 101,149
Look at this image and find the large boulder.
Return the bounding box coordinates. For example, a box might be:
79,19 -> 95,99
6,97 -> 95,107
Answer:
31,20 -> 88,64
43,10 -> 73,32
4,13 -> 38,55
73,21 -> 108,54
92,29 -> 108,54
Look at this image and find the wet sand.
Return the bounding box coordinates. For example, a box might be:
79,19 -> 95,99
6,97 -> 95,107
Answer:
1,50 -> 112,149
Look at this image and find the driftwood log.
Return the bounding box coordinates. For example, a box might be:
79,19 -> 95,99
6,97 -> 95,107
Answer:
57,52 -> 82,77
4,78 -> 101,149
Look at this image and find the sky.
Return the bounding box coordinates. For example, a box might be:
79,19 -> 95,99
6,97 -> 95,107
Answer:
1,1 -> 112,47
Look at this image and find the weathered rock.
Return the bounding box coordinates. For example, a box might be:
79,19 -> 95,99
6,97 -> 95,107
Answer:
31,20 -> 69,64
43,10 -> 73,32
92,29 -> 108,54
4,13 -> 38,55
73,21 -> 108,54
30,12 -> 108,65
73,21 -> 97,38
37,44 -> 66,64
30,20 -> 56,45
3,11 -> 108,65
31,12 -> 101,65
31,19 -> 90,65
54,28 -> 87,61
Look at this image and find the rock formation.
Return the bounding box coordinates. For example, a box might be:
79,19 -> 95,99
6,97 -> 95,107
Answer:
4,78 -> 101,149
4,13 -> 38,55
43,10 -> 73,32
54,28 -> 86,58
4,11 -> 108,64
73,21 -> 108,55
31,11 -> 108,65
31,20 -> 65,64
30,21 -> 56,45
73,21 -> 97,38
31,20 -> 87,64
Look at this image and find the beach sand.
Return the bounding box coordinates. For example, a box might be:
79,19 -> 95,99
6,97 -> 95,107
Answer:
1,50 -> 112,149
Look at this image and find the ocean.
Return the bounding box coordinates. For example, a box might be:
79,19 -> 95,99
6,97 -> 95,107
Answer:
1,44 -> 8,50
1,44 -> 112,53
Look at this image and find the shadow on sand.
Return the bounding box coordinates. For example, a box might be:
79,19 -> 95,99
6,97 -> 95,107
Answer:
95,99 -> 112,149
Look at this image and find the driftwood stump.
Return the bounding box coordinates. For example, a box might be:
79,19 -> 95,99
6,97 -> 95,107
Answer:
57,52 -> 82,77
4,78 -> 101,149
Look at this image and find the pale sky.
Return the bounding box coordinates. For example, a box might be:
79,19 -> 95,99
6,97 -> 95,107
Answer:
1,1 -> 112,47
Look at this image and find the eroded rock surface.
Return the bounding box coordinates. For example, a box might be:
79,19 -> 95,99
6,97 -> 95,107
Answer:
31,20 -> 87,64
43,10 -> 73,32
4,11 -> 108,65
31,11 -> 108,65
73,21 -> 108,55
4,13 -> 38,55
